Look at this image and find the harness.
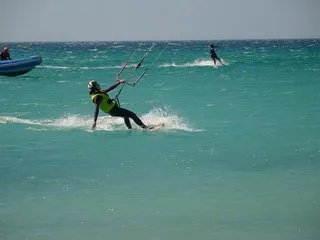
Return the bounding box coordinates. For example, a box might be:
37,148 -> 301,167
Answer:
91,92 -> 116,113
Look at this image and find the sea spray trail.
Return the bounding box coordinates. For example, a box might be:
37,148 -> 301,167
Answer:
159,58 -> 229,68
0,108 -> 202,132
39,59 -> 229,71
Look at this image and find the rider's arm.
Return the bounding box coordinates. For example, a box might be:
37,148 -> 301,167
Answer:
103,82 -> 122,93
92,95 -> 103,129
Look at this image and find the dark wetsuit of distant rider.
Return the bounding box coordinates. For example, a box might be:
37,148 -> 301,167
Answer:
210,44 -> 222,65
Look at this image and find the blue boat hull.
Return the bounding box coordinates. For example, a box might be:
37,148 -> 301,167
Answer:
0,56 -> 42,76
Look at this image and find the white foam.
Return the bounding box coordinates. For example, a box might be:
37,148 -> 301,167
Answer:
0,116 -> 42,125
160,58 -> 228,68
0,108 -> 202,132
140,107 -> 200,132
39,65 -> 70,69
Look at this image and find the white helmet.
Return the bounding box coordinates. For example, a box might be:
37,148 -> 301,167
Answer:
88,80 -> 101,92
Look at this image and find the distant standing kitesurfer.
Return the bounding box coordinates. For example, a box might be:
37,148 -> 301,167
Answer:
209,44 -> 222,65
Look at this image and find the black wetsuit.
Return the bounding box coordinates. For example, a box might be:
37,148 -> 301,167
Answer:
0,51 -> 11,61
109,105 -> 147,129
210,45 -> 221,64
90,82 -> 148,130
92,93 -> 147,129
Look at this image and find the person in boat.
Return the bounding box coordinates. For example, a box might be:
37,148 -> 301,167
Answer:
1,47 -> 12,61
88,79 -> 150,130
209,44 -> 222,65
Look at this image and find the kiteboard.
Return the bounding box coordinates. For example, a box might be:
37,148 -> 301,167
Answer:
148,122 -> 165,131
212,60 -> 223,68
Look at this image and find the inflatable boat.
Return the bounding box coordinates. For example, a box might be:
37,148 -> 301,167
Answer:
0,56 -> 42,76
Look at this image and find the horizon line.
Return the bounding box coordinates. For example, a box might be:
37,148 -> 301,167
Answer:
0,37 -> 319,44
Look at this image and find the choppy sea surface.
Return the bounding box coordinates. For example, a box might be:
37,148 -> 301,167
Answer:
0,39 -> 319,240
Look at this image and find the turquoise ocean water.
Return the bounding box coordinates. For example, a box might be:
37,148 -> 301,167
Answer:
0,40 -> 319,240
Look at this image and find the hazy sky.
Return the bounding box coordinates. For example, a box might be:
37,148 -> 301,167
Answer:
1,0 -> 319,42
